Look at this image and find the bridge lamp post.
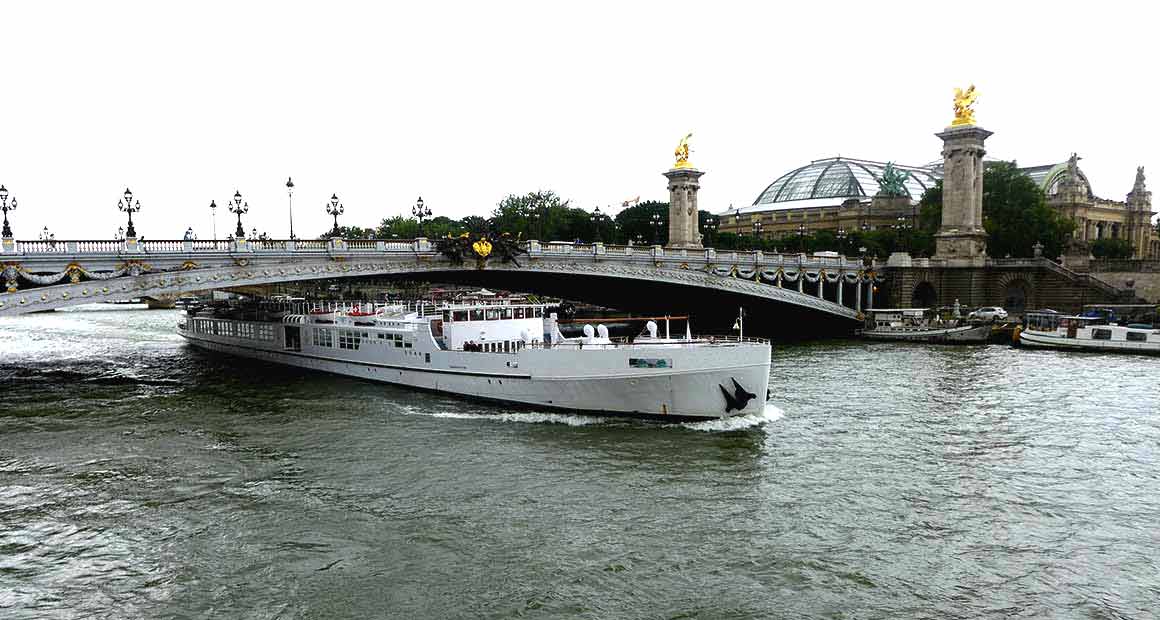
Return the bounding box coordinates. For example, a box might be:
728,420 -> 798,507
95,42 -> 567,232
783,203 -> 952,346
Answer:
209,200 -> 218,241
703,216 -> 718,246
650,213 -> 663,245
229,191 -> 248,239
0,185 -> 16,239
752,220 -> 763,250
836,228 -> 848,254
590,206 -> 603,243
286,177 -> 296,239
118,188 -> 141,239
412,196 -> 430,237
797,223 -> 806,253
326,194 -> 344,237
893,216 -> 912,252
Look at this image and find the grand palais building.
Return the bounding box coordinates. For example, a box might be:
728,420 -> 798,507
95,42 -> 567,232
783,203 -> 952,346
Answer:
717,155 -> 1158,259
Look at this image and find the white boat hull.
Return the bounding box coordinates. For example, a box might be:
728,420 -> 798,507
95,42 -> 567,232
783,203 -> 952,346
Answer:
1018,329 -> 1160,355
178,323 -> 771,421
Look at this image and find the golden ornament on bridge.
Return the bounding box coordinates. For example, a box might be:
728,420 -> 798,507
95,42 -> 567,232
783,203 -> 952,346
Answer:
673,132 -> 693,169
951,84 -> 978,127
472,238 -> 493,258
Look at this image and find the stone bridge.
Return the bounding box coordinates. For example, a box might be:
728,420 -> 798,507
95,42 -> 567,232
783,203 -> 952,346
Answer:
0,237 -> 882,337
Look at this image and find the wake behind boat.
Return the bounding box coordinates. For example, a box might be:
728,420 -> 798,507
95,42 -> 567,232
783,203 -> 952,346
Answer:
177,300 -> 772,421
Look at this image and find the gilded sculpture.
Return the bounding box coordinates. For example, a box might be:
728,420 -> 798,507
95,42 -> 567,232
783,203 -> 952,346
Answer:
951,85 -> 978,127
674,133 -> 693,169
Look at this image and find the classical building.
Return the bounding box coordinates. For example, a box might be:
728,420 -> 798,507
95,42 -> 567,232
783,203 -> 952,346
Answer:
717,157 -> 941,242
720,154 -> 1158,258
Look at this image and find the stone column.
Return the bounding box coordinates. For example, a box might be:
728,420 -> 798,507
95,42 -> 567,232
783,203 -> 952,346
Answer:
855,278 -> 863,311
663,167 -> 705,249
933,125 -> 993,266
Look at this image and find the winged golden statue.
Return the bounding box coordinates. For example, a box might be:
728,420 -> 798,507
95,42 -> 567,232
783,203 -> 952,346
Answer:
951,85 -> 978,127
673,132 -> 693,169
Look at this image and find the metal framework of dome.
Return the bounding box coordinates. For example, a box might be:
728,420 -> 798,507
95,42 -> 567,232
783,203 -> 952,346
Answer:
753,157 -> 941,206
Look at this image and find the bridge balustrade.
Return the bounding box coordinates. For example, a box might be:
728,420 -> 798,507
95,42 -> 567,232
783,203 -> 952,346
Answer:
140,240 -> 186,253
76,240 -> 128,253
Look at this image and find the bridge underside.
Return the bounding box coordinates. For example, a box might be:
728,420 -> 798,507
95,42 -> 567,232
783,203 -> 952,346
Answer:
388,270 -> 858,339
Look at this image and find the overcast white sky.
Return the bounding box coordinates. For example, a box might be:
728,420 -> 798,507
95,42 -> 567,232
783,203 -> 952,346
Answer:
2,1 -> 1156,239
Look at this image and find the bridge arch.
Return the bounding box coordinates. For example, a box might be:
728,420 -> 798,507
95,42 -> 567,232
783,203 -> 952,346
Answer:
996,274 -> 1033,317
911,281 -> 937,308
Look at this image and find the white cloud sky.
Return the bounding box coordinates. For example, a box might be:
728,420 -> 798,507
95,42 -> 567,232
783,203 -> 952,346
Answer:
2,0 -> 1156,239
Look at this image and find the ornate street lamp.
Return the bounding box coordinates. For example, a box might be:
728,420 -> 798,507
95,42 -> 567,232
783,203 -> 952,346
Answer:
590,206 -> 603,243
650,212 -> 663,245
752,220 -> 764,247
893,216 -> 912,252
837,227 -> 848,253
326,193 -> 344,237
412,196 -> 431,236
229,190 -> 248,239
0,185 -> 14,238
286,177 -> 296,239
797,222 -> 806,251
118,188 -> 141,239
703,216 -> 718,246
209,200 -> 218,241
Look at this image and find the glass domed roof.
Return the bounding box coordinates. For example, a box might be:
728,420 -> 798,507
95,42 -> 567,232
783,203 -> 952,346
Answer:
753,157 -> 941,206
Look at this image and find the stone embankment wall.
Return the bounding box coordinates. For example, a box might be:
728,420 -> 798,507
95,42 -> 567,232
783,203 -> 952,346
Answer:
884,262 -> 1126,314
1089,260 -> 1160,303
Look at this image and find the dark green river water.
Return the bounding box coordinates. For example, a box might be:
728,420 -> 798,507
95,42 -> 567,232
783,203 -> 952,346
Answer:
2,306 -> 1159,619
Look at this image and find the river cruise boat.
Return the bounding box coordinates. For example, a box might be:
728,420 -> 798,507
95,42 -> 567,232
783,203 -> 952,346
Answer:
861,308 -> 992,344
1016,311 -> 1160,355
177,301 -> 771,421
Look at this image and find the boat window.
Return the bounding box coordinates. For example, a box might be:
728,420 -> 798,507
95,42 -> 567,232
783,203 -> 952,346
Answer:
629,358 -> 672,369
453,310 -> 468,322
470,309 -> 484,321
425,353 -> 430,363
514,308 -> 525,319
1092,328 -> 1112,340
533,307 -> 542,318
485,308 -> 500,321
503,308 -> 513,320
1127,331 -> 1148,342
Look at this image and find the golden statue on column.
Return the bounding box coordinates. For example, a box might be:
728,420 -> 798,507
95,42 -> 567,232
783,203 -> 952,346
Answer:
673,132 -> 694,169
951,85 -> 978,127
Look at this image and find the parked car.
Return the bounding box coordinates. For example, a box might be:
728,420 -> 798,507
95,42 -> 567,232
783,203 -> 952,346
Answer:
968,306 -> 1008,321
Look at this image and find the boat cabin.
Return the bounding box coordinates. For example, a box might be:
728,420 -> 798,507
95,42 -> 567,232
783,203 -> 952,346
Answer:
438,303 -> 547,353
865,308 -> 929,329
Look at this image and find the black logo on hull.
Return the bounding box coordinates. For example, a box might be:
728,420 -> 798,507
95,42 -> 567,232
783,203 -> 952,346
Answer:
719,378 -> 757,413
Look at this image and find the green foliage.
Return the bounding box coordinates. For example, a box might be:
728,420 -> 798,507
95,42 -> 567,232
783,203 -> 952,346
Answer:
982,161 -> 1074,258
319,225 -> 377,240
1090,238 -> 1133,259
615,201 -> 669,245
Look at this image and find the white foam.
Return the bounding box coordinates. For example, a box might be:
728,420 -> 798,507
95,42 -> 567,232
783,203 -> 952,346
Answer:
677,402 -> 786,432
427,411 -> 607,426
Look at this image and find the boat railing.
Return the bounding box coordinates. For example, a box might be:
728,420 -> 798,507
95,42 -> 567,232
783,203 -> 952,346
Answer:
523,335 -> 770,350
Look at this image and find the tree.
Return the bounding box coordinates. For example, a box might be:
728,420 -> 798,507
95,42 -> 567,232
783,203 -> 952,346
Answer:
1090,238 -> 1133,259
492,191 -> 572,240
916,162 -> 1075,259
615,201 -> 669,245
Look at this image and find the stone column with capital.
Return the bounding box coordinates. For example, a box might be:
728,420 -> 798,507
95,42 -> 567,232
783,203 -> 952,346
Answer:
663,167 -> 705,248
934,124 -> 993,265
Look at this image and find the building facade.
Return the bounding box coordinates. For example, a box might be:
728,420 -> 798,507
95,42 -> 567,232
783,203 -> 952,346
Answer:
720,154 -> 1158,258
